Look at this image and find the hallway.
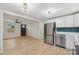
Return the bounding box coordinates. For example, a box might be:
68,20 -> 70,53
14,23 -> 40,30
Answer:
3,37 -> 72,55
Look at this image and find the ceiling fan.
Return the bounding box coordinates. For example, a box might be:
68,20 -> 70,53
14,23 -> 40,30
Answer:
15,19 -> 21,23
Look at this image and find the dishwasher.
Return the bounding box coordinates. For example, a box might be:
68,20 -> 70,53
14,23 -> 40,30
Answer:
55,34 -> 66,48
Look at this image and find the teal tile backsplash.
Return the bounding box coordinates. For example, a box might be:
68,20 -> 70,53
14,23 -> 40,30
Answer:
57,27 -> 79,32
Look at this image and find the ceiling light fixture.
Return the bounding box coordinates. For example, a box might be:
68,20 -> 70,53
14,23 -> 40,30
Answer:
23,3 -> 28,13
48,10 -> 52,20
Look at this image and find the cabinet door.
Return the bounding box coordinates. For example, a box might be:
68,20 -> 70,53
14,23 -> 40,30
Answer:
66,35 -> 74,49
74,13 -> 79,27
64,15 -> 73,27
56,17 -> 65,27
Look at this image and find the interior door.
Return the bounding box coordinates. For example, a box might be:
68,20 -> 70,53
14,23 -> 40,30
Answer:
21,24 -> 26,36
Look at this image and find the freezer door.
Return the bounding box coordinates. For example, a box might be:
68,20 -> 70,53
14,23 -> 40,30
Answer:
45,36 -> 53,45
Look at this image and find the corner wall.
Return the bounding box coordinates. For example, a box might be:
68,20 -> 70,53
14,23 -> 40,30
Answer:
27,22 -> 44,40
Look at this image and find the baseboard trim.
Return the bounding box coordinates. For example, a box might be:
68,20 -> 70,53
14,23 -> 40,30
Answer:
3,36 -> 44,42
27,36 -> 44,41
27,36 -> 40,40
3,36 -> 21,40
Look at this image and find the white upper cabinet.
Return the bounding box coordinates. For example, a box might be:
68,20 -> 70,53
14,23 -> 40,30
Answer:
74,13 -> 79,27
64,15 -> 74,27
55,17 -> 65,27
55,13 -> 79,27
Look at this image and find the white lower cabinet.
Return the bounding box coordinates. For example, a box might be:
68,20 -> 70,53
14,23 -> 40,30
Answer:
66,35 -> 75,49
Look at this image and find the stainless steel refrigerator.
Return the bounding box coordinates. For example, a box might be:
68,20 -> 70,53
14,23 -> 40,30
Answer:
44,22 -> 56,45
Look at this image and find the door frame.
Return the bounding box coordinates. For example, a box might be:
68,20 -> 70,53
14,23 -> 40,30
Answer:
21,24 -> 26,36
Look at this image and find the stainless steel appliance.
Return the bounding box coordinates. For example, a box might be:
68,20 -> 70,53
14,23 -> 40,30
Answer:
44,22 -> 56,45
55,34 -> 66,48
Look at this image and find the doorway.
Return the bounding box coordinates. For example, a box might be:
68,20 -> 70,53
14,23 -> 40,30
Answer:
21,24 -> 26,36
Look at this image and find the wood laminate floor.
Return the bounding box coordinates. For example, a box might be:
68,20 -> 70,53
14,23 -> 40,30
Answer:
2,37 -> 72,55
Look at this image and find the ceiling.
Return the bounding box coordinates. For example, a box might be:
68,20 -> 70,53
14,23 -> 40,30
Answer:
0,3 -> 79,21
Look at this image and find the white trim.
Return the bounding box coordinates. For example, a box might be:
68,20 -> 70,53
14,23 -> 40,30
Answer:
0,11 -> 3,53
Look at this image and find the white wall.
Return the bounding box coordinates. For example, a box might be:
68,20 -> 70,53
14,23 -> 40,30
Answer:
26,21 -> 44,40
3,21 -> 21,39
39,22 -> 44,40
0,11 -> 3,53
27,21 -> 39,39
0,11 -> 1,52
28,21 -> 44,40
